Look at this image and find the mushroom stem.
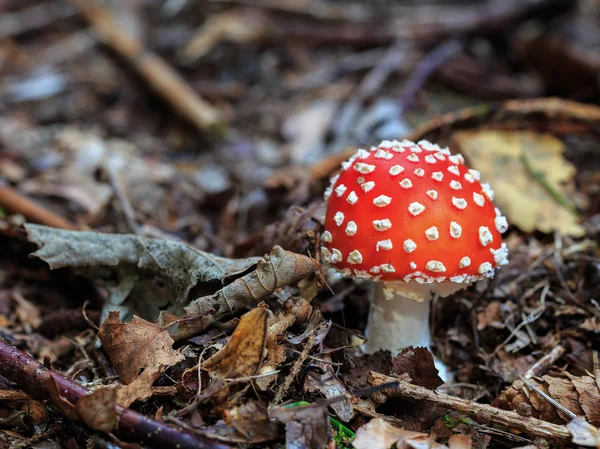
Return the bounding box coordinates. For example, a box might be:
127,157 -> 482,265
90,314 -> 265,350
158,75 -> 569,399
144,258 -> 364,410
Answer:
365,282 -> 432,354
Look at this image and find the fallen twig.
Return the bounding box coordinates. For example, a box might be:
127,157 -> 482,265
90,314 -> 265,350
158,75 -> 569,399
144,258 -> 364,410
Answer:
191,0 -> 574,48
398,39 -> 463,109
271,312 -> 321,405
524,344 -> 566,379
368,371 -> 572,442
0,182 -> 77,230
0,338 -> 232,449
68,0 -> 225,135
406,98 -> 600,144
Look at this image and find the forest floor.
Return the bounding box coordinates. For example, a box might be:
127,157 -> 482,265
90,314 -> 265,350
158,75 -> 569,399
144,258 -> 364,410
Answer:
0,1 -> 599,448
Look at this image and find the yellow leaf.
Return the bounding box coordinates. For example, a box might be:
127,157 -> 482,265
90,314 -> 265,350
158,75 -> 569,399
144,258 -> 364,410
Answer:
454,130 -> 584,237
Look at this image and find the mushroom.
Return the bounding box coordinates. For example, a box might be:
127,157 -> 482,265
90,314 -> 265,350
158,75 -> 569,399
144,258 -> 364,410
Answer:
321,139 -> 509,378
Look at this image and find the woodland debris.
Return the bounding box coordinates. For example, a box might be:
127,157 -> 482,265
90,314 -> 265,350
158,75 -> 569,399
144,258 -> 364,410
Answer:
392,347 -> 443,389
269,403 -> 330,449
406,98 -> 600,144
303,354 -> 353,422
523,345 -> 567,379
98,312 -> 184,384
203,307 -> 269,379
68,0 -> 225,134
256,298 -> 313,391
272,311 -> 330,405
567,417 -> 600,447
75,388 -> 118,433
178,246 -> 320,340
0,181 -> 76,230
183,0 -> 574,49
25,224 -> 261,315
368,371 -> 572,442
0,339 -> 232,449
223,400 -> 279,443
454,130 -> 584,236
496,372 -> 600,426
353,418 -> 452,449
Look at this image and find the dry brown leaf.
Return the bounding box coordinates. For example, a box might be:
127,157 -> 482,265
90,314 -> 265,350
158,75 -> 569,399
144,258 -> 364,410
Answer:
203,308 -> 269,379
179,246 -> 320,341
454,130 -> 584,236
76,388 -> 118,433
223,401 -> 279,443
353,418 -> 447,449
45,375 -> 80,421
12,292 -> 41,332
392,347 -> 443,390
116,367 -> 161,408
98,311 -> 184,384
497,372 -> 600,426
255,309 -> 295,391
448,434 -> 473,449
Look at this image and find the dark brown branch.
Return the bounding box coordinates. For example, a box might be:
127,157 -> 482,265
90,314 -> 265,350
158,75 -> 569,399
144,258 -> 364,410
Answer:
0,339 -> 232,449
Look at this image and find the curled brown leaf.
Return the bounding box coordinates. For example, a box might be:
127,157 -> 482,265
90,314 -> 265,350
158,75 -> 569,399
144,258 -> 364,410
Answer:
98,311 -> 184,384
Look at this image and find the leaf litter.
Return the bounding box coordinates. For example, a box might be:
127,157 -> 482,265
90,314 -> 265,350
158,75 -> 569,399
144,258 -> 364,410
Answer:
0,2 -> 599,449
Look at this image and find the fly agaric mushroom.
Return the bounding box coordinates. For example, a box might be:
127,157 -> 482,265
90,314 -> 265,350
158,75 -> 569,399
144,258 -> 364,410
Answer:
321,139 -> 508,377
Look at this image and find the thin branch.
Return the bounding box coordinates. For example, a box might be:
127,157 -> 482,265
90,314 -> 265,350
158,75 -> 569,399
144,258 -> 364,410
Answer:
369,371 -> 572,442
524,344 -> 566,379
68,0 -> 225,135
0,181 -> 76,230
0,339 -> 232,449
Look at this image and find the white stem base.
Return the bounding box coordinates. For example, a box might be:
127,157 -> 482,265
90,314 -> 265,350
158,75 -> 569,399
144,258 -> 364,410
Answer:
364,282 -> 452,382
365,283 -> 432,352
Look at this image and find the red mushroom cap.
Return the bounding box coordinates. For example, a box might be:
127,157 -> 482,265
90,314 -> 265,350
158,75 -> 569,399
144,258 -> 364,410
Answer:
321,139 -> 508,285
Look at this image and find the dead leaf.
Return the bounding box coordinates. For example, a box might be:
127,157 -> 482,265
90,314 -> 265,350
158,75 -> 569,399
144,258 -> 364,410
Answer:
25,224 -> 261,318
45,375 -> 80,421
270,403 -> 330,449
255,308 -> 296,391
181,246 -> 320,341
98,311 -> 184,384
223,401 -> 279,442
353,418 -> 447,449
454,130 -> 584,236
392,347 -> 443,390
448,434 -> 472,449
568,416 -> 600,447
116,367 -> 161,408
76,388 -> 118,433
12,292 -> 41,332
25,224 -> 261,301
303,355 -> 353,422
203,308 -> 269,379
497,372 -> 600,426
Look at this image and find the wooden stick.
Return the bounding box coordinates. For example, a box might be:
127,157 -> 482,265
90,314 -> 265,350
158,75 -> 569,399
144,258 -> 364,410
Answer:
368,371 -> 572,442
524,344 -> 566,379
0,339 -> 232,449
68,0 -> 225,135
0,182 -> 76,230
